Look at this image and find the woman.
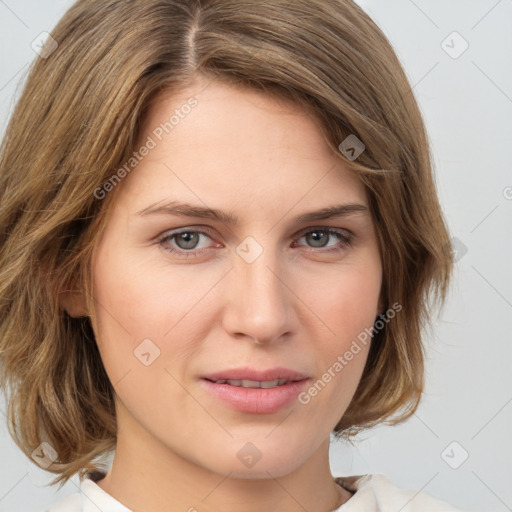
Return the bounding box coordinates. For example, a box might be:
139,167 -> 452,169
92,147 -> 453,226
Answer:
0,0 -> 462,510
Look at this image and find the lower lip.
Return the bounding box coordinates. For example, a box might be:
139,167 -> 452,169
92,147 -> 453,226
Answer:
200,378 -> 309,414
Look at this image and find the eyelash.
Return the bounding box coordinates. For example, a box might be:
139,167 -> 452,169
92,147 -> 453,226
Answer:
158,227 -> 353,258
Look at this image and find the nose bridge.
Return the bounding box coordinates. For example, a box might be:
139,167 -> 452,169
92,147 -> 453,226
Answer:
225,235 -> 292,343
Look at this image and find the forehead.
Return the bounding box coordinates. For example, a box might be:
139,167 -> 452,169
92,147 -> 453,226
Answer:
112,78 -> 367,217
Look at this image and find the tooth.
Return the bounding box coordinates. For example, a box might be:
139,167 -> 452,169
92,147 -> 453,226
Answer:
221,379 -> 289,388
259,379 -> 280,388
241,379 -> 262,388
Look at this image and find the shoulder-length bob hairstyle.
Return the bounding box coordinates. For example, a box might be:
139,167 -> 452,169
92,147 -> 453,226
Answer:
0,0 -> 453,487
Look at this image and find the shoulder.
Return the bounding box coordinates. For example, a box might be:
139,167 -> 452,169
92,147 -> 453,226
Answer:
42,470 -> 130,512
334,473 -> 465,511
40,492 -> 81,512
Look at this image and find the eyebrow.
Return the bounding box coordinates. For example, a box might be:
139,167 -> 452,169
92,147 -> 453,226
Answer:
136,200 -> 368,224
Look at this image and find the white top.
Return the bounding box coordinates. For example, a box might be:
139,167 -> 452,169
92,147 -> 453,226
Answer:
43,472 -> 464,511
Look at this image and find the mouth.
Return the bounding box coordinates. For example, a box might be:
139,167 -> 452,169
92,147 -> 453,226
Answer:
199,367 -> 310,414
201,366 -> 309,384
203,378 -> 302,388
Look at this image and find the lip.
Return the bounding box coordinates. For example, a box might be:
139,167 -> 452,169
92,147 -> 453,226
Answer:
200,366 -> 310,414
201,366 -> 309,382
200,378 -> 309,414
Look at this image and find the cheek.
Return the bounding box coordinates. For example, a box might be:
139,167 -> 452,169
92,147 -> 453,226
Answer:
294,260 -> 380,411
92,243 -> 205,333
90,248 -> 205,425
305,260 -> 381,342
90,245 -> 224,380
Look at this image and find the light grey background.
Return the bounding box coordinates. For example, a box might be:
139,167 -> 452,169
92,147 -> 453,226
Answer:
0,1 -> 511,511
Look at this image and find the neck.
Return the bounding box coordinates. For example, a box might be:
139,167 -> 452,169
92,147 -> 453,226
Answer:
96,406 -> 351,511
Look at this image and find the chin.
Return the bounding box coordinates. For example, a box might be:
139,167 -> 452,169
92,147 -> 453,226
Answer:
215,458 -> 303,480
200,438 -> 310,480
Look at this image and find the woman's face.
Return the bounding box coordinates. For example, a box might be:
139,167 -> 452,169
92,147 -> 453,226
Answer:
89,77 -> 383,478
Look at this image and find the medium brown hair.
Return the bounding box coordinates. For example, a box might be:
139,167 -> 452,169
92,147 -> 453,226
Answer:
0,0 -> 453,487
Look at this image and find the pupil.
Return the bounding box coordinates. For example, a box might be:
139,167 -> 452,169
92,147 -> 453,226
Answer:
177,232 -> 199,249
308,231 -> 328,247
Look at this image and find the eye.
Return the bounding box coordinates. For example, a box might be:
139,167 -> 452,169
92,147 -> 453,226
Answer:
292,228 -> 352,252
159,228 -> 217,257
158,226 -> 353,258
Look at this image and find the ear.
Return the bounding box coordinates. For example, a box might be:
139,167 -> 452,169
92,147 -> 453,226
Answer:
60,288 -> 88,317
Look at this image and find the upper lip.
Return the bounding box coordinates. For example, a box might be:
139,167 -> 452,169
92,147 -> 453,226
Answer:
202,366 -> 309,382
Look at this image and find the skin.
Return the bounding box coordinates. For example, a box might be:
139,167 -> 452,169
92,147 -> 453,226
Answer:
64,75 -> 383,511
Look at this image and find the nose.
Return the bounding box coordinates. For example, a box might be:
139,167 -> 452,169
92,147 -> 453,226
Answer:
221,242 -> 294,346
